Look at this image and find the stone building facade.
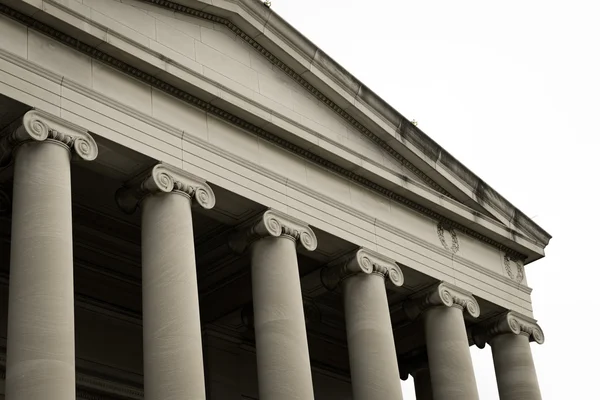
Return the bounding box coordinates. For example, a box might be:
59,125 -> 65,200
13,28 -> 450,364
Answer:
0,0 -> 550,399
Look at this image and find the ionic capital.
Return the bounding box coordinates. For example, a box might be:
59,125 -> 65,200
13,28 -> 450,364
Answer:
0,110 -> 98,165
473,311 -> 545,348
321,248 -> 403,291
229,209 -> 317,253
115,163 -> 216,214
404,282 -> 480,320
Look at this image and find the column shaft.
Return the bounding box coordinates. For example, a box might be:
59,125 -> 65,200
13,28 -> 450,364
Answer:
250,236 -> 314,400
491,333 -> 542,400
6,141 -> 76,400
142,192 -> 206,400
413,368 -> 434,400
343,273 -> 403,400
424,306 -> 479,400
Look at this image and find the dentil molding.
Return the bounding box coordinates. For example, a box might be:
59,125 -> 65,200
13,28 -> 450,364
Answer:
321,248 -> 404,291
115,163 -> 216,213
0,109 -> 98,166
473,311 -> 544,348
404,281 -> 481,319
229,209 -> 318,253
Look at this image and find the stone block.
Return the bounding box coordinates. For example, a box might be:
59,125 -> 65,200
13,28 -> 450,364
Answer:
151,88 -> 208,140
83,0 -> 156,39
92,61 -> 152,114
27,30 -> 92,87
0,15 -> 27,59
156,19 -> 196,59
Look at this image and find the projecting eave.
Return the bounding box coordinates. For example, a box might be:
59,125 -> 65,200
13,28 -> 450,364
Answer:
191,0 -> 551,249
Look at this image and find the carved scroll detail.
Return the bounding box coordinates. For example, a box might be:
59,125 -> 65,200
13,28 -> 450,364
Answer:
0,110 -> 98,166
404,282 -> 480,320
115,163 -> 215,214
229,209 -> 317,253
473,311 -> 544,348
321,248 -> 404,291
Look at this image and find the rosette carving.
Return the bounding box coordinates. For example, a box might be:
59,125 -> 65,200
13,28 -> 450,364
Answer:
0,109 -> 98,166
472,311 -> 544,348
404,282 -> 480,320
115,163 -> 216,214
321,248 -> 404,291
229,209 -> 318,253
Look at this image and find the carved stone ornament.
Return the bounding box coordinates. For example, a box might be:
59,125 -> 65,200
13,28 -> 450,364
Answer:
473,311 -> 544,349
0,109 -> 98,166
437,221 -> 459,254
229,209 -> 318,253
321,248 -> 404,291
404,281 -> 480,320
503,254 -> 525,283
115,163 -> 216,214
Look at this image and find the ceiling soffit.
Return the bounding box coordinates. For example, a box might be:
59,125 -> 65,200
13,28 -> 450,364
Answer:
0,3 -> 539,260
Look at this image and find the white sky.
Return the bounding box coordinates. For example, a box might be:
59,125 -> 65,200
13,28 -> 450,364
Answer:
273,1 -> 599,398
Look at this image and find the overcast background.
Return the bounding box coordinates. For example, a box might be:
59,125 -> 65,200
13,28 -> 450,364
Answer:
272,1 -> 599,398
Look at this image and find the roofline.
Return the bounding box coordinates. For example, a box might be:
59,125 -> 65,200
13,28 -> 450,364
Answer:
234,0 -> 551,247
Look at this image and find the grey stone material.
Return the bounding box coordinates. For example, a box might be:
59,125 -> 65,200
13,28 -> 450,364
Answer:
405,283 -> 481,400
473,312 -> 544,400
1,110 -> 97,400
323,249 -> 404,400
116,163 -> 216,400
399,351 -> 433,400
116,164 -> 215,400
231,210 -> 317,400
116,163 -> 216,214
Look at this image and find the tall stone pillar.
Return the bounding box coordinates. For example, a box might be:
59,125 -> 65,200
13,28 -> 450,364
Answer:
1,110 -> 98,400
116,163 -> 216,400
400,352 -> 434,400
230,210 -> 318,400
405,282 -> 481,400
322,248 -> 404,400
474,311 -> 544,400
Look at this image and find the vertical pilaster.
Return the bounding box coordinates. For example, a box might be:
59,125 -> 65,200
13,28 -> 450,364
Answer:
117,163 -> 216,400
230,209 -> 318,400
474,311 -> 544,400
322,248 -> 404,400
2,110 -> 98,400
405,282 -> 481,400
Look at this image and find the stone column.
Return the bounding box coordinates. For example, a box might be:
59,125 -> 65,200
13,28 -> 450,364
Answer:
400,352 -> 434,400
1,110 -> 98,400
322,248 -> 404,400
474,311 -> 544,400
116,163 -> 216,400
230,210 -> 318,400
405,282 -> 481,400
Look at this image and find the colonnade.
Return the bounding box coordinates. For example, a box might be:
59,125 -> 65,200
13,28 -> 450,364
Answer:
0,110 -> 544,400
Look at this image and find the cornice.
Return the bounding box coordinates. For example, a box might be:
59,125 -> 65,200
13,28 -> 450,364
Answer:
321,248 -> 403,291
0,109 -> 98,165
115,162 -> 216,213
472,311 -> 544,348
404,282 -> 481,319
229,209 -> 318,252
0,4 -> 531,260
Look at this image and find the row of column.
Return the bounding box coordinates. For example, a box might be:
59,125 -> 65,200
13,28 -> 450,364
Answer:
1,110 -> 544,400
